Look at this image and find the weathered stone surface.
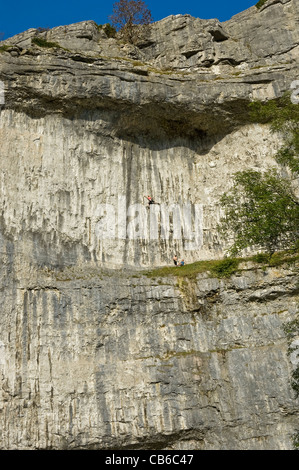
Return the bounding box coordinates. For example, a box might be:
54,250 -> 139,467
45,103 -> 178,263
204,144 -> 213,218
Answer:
0,1 -> 298,267
0,0 -> 298,450
0,253 -> 298,449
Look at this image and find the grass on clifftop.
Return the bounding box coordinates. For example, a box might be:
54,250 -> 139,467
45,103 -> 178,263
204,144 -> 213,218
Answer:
0,45 -> 10,53
255,0 -> 268,8
145,258 -> 240,280
144,249 -> 299,280
32,37 -> 62,49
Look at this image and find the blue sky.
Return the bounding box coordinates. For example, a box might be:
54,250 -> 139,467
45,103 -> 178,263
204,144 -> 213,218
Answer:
0,0 -> 257,40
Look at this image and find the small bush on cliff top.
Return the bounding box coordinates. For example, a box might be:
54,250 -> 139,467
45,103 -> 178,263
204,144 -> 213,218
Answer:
32,37 -> 61,49
97,23 -> 117,38
104,24 -> 117,38
255,0 -> 268,8
0,45 -> 9,53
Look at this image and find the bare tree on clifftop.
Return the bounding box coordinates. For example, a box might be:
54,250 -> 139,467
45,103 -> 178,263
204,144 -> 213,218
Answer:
109,0 -> 153,44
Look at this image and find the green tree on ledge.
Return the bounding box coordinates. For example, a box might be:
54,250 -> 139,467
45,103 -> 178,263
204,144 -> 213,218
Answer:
219,169 -> 299,256
109,0 -> 153,44
219,95 -> 299,256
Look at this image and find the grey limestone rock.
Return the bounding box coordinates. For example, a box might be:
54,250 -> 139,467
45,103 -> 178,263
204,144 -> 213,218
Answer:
0,1 -> 298,268
0,0 -> 298,450
0,252 -> 298,449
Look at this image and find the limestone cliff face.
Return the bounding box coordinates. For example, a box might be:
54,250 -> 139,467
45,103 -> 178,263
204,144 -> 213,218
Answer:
0,0 -> 298,268
0,259 -> 298,450
0,0 -> 298,450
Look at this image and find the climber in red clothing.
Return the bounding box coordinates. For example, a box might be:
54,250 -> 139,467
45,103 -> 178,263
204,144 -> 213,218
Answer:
144,195 -> 160,209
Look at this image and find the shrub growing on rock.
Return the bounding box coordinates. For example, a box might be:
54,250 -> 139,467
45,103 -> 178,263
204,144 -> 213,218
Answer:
219,95 -> 299,256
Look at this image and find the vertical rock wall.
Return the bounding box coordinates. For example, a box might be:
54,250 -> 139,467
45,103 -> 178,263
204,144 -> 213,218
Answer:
0,0 -> 298,450
0,108 -> 281,268
0,259 -> 298,449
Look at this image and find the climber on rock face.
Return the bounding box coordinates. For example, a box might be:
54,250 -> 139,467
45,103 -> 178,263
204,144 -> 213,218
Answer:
144,195 -> 160,208
145,195 -> 154,205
